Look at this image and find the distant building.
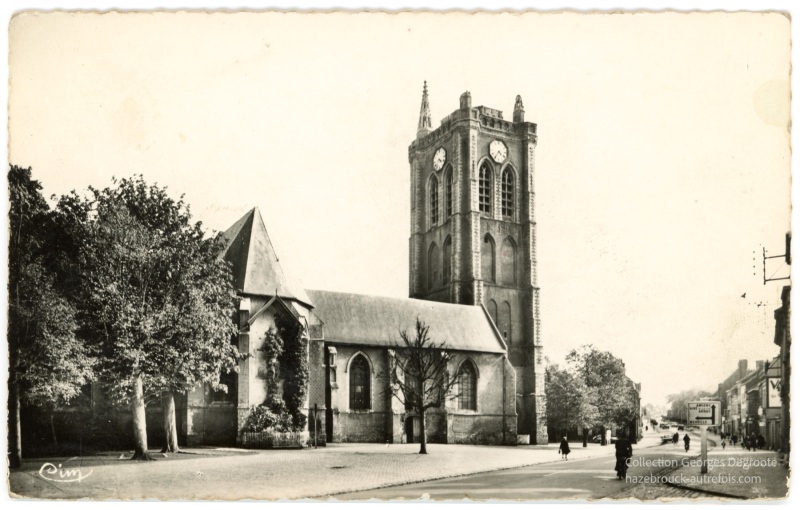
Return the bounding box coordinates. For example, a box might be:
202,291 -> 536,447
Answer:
622,378 -> 642,444
764,357 -> 782,450
719,360 -> 749,436
773,284 -> 791,457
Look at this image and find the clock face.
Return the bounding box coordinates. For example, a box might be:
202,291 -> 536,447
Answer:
489,140 -> 508,163
433,147 -> 446,171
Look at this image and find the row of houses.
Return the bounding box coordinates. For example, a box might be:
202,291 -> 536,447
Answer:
717,285 -> 790,456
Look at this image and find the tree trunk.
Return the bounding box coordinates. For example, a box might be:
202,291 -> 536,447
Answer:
161,392 -> 180,454
419,410 -> 428,454
8,382 -> 22,468
583,427 -> 589,448
130,375 -> 154,461
600,425 -> 607,446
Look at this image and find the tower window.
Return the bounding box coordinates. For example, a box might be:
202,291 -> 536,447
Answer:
501,168 -> 514,218
428,242 -> 441,290
481,234 -> 496,283
443,236 -> 452,284
445,166 -> 453,218
430,175 -> 439,226
458,361 -> 477,411
502,301 -> 512,344
479,163 -> 492,214
500,236 -> 517,285
349,354 -> 371,410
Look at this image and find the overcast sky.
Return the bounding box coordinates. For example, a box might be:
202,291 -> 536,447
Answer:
7,9 -> 791,408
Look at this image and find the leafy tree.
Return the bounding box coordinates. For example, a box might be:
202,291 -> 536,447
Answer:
545,363 -> 598,444
566,345 -> 637,445
149,233 -> 239,453
57,175 -> 239,459
385,319 -> 460,454
7,165 -> 95,468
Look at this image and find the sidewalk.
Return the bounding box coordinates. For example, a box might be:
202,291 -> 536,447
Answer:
668,430 -> 788,499
623,429 -> 789,500
10,438 -> 657,501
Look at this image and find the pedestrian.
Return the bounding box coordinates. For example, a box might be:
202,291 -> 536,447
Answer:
672,432 -> 679,446
732,434 -> 738,446
721,438 -> 726,449
614,432 -> 633,480
683,433 -> 690,452
751,433 -> 758,451
757,434 -> 766,450
558,436 -> 571,461
743,436 -> 750,451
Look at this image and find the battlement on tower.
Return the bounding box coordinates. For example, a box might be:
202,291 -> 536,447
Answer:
410,106 -> 537,154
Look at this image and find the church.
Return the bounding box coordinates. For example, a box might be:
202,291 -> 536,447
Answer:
185,85 -> 548,447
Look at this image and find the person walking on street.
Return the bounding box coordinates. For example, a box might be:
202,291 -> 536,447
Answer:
683,433 -> 691,452
672,432 -> 679,446
732,434 -> 738,446
614,432 -> 633,480
757,433 -> 766,450
559,436 -> 571,460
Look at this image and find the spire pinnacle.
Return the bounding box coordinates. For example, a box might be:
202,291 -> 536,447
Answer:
417,81 -> 432,138
513,95 -> 525,123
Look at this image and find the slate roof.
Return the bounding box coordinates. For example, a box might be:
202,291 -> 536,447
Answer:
306,289 -> 506,353
219,207 -> 312,307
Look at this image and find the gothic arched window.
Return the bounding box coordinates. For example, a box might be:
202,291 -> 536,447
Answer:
481,233 -> 496,283
479,162 -> 492,214
443,236 -> 452,284
458,361 -> 477,411
445,166 -> 453,218
502,301 -> 512,344
500,236 -> 517,285
349,355 -> 371,410
428,242 -> 441,290
429,175 -> 439,226
501,167 -> 514,218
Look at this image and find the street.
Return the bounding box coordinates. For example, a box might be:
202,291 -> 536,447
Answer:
336,440 -> 700,501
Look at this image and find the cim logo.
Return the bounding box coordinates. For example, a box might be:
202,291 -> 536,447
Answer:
38,462 -> 93,483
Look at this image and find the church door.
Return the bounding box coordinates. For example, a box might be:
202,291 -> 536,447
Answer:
405,416 -> 421,443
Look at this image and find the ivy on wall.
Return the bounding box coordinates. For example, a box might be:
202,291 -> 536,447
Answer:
276,314 -> 308,431
242,312 -> 308,433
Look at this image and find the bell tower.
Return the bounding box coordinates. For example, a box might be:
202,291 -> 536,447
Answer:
408,84 -> 547,445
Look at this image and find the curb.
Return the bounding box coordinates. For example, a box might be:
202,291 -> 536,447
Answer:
662,482 -> 747,500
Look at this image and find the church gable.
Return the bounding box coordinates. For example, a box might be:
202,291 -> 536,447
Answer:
219,207 -> 312,307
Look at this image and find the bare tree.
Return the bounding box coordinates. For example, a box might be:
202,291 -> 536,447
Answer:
386,319 -> 460,454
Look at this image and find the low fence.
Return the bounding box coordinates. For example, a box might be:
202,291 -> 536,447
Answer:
238,431 -> 309,449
